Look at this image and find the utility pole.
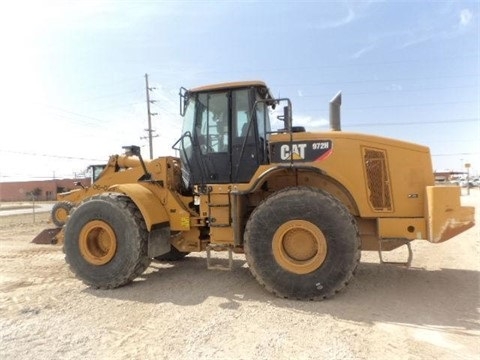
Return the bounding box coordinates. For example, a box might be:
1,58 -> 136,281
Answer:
465,163 -> 471,196
143,73 -> 158,159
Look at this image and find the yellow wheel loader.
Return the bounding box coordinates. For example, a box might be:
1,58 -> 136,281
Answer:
35,154 -> 188,261
33,165 -> 106,244
50,165 -> 106,228
61,81 -> 474,300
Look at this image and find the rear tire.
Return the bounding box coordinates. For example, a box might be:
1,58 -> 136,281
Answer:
51,201 -> 74,227
64,193 -> 151,289
244,186 -> 360,300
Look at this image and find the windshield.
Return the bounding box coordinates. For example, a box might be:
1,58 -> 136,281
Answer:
182,92 -> 229,154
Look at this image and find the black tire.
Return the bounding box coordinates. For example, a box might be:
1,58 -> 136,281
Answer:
51,201 -> 74,227
155,246 -> 190,261
64,193 -> 151,289
244,186 -> 360,300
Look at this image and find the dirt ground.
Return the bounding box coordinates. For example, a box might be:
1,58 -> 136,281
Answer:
0,191 -> 479,360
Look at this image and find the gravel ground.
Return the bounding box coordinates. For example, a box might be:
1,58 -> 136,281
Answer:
0,190 -> 479,360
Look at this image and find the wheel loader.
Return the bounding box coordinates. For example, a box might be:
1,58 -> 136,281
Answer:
50,164 -> 106,228
61,80 -> 475,300
35,154 -> 188,261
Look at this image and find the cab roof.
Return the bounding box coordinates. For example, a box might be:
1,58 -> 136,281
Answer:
189,80 -> 272,98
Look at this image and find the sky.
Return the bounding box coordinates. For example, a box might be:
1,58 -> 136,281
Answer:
0,0 -> 478,182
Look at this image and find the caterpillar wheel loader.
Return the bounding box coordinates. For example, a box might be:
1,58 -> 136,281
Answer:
32,165 -> 107,244
50,165 -> 106,228
34,157 -> 188,261
62,81 -> 475,300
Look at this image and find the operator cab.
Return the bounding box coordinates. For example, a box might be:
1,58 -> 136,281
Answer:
175,81 -> 279,189
88,164 -> 107,182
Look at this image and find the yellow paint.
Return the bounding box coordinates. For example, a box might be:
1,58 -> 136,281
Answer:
79,220 -> 117,265
377,218 -> 426,240
109,183 -> 169,231
272,220 -> 327,274
180,216 -> 190,229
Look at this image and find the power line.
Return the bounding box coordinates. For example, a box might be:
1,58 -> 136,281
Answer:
0,174 -> 85,180
34,103 -> 110,125
71,76 -> 141,91
0,149 -> 104,162
150,102 -> 179,118
272,73 -> 480,87
177,53 -> 479,76
345,118 -> 478,127
347,100 -> 477,111
84,101 -> 144,113
305,100 -> 478,113
35,101 -> 145,128
299,84 -> 478,98
76,89 -> 142,102
432,152 -> 480,157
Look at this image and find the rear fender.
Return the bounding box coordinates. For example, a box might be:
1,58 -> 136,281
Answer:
247,165 -> 359,215
108,184 -> 169,231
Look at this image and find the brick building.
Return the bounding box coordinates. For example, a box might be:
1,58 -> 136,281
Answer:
0,178 -> 91,202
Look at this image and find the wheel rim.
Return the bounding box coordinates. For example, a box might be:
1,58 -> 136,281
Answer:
54,207 -> 69,223
79,220 -> 117,265
272,220 -> 327,274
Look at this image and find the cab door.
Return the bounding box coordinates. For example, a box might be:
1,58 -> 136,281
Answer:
194,91 -> 231,183
231,89 -> 269,183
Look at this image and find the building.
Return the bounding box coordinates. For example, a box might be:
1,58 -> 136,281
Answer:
0,178 -> 91,202
434,171 -> 467,184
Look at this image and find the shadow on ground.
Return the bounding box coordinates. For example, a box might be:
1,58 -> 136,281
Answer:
84,255 -> 480,332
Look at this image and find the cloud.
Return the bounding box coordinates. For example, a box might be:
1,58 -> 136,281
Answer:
399,7 -> 476,49
459,9 -> 473,27
308,1 -> 385,31
320,8 -> 355,29
386,84 -> 403,92
399,33 -> 434,49
293,115 -> 329,130
351,43 -> 376,59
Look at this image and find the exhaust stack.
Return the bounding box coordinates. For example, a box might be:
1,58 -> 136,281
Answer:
329,91 -> 342,131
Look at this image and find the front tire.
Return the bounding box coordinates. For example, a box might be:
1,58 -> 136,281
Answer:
244,187 -> 360,300
64,193 -> 151,289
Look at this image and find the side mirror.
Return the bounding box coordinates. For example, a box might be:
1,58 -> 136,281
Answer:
282,106 -> 292,131
179,87 -> 188,116
276,105 -> 292,131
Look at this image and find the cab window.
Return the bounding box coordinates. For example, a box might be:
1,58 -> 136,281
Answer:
197,92 -> 229,153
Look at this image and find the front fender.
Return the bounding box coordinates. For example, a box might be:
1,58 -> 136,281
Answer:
108,183 -> 169,231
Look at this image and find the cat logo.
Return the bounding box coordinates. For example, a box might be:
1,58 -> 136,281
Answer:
280,143 -> 307,160
272,140 -> 332,163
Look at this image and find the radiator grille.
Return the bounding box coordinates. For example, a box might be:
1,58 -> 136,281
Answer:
364,148 -> 392,211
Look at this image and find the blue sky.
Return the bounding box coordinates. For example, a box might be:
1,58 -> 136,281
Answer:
0,0 -> 478,181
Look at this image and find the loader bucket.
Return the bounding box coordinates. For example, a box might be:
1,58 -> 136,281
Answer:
32,228 -> 62,245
